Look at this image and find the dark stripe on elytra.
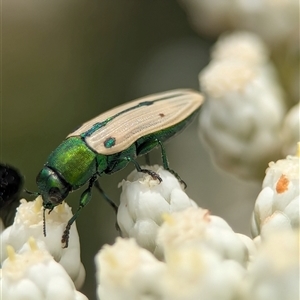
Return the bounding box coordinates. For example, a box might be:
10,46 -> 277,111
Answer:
81,92 -> 184,138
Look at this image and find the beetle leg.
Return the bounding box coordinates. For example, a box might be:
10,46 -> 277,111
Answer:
137,138 -> 187,188
94,180 -> 118,213
94,180 -> 122,236
157,140 -> 187,189
61,175 -> 97,248
126,157 -> 162,183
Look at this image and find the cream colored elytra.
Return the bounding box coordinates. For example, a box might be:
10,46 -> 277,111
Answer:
68,89 -> 204,155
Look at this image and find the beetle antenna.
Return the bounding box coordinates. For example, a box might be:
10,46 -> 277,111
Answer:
43,207 -> 47,237
24,188 -> 39,197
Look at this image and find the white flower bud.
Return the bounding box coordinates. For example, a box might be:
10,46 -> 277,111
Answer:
117,165 -> 197,259
199,33 -> 286,179
95,237 -> 166,300
241,229 -> 299,300
157,207 -> 251,266
161,244 -> 245,300
251,150 -> 299,237
0,197 -> 85,289
0,237 -> 88,300
211,31 -> 269,66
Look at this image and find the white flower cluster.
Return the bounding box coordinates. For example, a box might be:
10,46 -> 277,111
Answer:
96,155 -> 299,300
0,197 -> 86,299
198,31 -> 300,180
1,148 -> 298,299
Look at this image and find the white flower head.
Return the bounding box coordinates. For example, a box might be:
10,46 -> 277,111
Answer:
157,207 -> 250,266
199,32 -> 286,179
241,229 -> 299,300
0,197 -> 85,289
211,31 -> 269,66
95,236 -> 246,300
161,244 -> 245,300
0,237 -> 88,300
117,165 -> 197,258
95,237 -> 166,300
251,149 -> 300,237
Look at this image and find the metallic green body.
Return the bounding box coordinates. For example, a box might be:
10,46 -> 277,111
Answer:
47,138 -> 97,189
42,110 -> 197,191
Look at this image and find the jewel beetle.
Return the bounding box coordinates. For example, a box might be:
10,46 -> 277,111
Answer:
0,163 -> 24,227
36,89 -> 204,247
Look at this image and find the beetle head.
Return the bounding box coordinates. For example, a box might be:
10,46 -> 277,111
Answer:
36,166 -> 70,210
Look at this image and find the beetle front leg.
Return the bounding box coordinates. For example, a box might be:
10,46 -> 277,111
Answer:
61,175 -> 97,248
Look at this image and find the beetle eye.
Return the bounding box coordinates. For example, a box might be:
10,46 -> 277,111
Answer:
49,187 -> 63,204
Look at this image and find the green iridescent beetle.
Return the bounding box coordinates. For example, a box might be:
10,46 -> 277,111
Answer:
36,89 -> 204,247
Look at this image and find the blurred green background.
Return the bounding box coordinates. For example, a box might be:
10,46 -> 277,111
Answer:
2,1 -> 259,299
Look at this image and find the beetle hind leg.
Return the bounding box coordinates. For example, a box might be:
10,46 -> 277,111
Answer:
137,139 -> 187,189
157,140 -> 187,189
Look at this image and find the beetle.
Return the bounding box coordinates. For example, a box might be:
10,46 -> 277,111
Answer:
36,89 -> 204,247
0,163 -> 24,227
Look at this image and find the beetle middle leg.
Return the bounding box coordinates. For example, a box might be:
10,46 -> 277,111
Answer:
125,157 -> 162,183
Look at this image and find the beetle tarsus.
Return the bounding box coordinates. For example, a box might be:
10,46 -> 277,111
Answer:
140,168 -> 162,183
127,158 -> 162,183
43,208 -> 47,237
61,223 -> 71,248
171,170 -> 187,189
